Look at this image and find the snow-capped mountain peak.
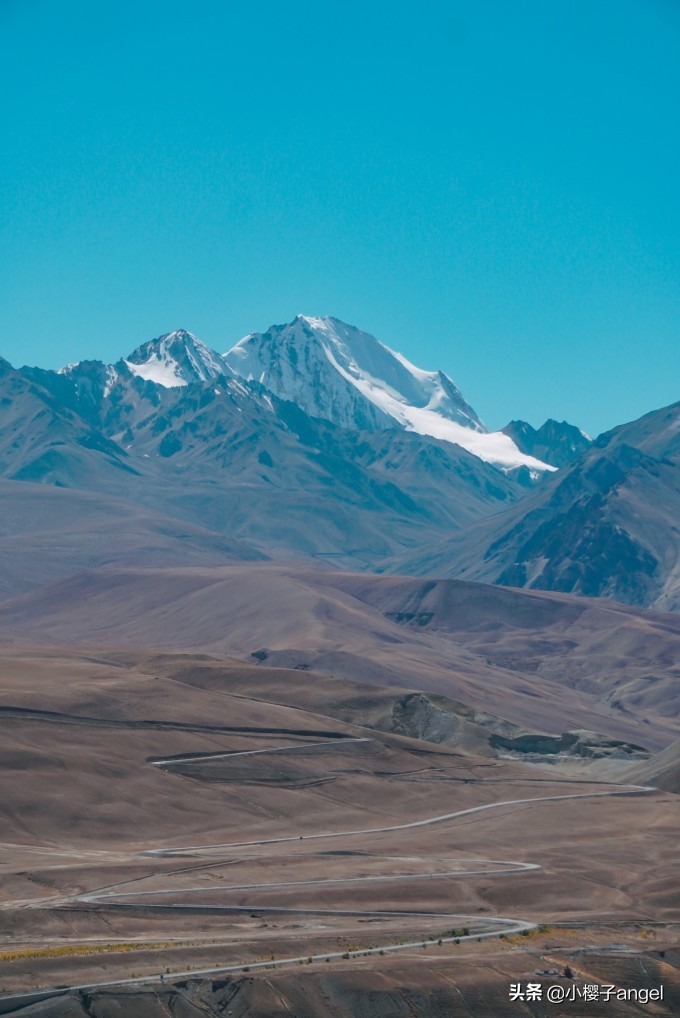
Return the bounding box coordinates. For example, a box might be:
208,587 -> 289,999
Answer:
226,314 -> 483,430
225,315 -> 554,474
124,330 -> 233,388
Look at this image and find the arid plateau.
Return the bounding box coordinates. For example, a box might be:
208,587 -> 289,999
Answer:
0,565 -> 678,1016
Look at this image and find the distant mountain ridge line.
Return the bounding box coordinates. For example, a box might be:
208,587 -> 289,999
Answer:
0,348 -> 527,586
1,317 -> 678,611
50,316 -> 566,475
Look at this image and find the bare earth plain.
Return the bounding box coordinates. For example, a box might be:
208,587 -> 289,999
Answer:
0,568 -> 679,1016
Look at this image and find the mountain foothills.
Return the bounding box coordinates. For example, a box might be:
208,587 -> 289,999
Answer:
0,314 -> 678,609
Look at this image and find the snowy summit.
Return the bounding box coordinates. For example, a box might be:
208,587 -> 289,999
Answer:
124,330 -> 233,387
225,315 -> 554,474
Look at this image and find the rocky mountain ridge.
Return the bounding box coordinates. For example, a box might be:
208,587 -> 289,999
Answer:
59,318 -> 556,475
0,342 -> 522,585
501,418 -> 592,467
2,317 -> 678,612
393,401 -> 680,610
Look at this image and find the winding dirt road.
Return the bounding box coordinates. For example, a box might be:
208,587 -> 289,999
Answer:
0,734 -> 656,1009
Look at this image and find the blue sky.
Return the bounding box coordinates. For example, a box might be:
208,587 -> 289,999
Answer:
2,0 -> 678,435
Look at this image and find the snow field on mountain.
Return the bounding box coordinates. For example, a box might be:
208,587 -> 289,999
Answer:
125,351 -> 189,387
323,344 -> 553,473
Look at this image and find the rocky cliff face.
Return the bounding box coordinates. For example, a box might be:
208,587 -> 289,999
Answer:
502,418 -> 592,467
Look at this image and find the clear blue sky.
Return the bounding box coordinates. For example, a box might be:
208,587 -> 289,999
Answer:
2,0 -> 678,435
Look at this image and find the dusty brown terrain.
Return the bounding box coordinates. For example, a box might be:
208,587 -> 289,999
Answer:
0,645 -> 678,1016
1,564 -> 679,747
